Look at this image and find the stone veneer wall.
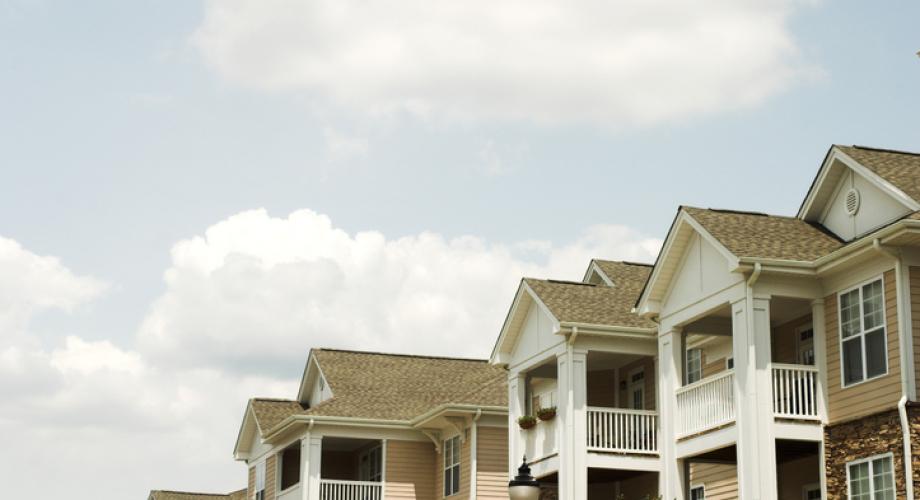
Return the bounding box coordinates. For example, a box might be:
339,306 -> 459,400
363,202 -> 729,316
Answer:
910,405 -> 920,495
824,409 -> 907,498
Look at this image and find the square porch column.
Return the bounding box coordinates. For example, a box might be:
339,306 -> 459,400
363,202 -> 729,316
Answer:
658,328 -> 685,500
556,346 -> 587,500
508,372 -> 526,477
732,295 -> 777,500
301,434 -> 322,500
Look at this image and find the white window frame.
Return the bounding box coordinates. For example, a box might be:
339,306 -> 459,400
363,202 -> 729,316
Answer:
690,484 -> 705,500
686,348 -> 702,384
846,452 -> 895,500
254,460 -> 266,500
359,445 -> 383,482
797,323 -> 816,366
802,482 -> 821,500
837,276 -> 889,388
443,435 -> 461,497
628,367 -> 645,410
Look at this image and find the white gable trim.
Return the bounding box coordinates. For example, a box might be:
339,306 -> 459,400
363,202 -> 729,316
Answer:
799,147 -> 920,220
489,280 -> 561,365
296,353 -> 333,404
637,210 -> 741,317
233,403 -> 262,460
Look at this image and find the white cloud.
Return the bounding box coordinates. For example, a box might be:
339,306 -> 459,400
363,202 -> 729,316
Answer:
193,0 -> 812,126
138,208 -> 661,374
323,127 -> 369,163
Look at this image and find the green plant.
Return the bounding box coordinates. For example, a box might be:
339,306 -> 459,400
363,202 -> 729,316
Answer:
536,406 -> 557,421
517,415 -> 537,429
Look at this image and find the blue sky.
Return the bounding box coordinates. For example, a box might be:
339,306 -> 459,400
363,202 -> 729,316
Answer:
0,0 -> 918,498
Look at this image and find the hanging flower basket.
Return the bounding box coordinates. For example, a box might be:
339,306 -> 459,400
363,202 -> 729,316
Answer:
517,415 -> 537,429
536,407 -> 557,421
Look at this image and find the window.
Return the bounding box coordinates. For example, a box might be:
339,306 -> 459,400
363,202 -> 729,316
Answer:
798,326 -> 815,366
686,348 -> 702,384
839,278 -> 887,386
726,357 -> 734,370
690,485 -> 705,500
803,484 -> 821,500
847,454 -> 894,500
359,445 -> 382,482
254,461 -> 266,500
630,369 -> 645,410
443,436 -> 461,497
279,443 -> 301,491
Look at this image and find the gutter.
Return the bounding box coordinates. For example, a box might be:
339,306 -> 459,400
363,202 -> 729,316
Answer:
899,396 -> 915,500
746,262 -> 762,287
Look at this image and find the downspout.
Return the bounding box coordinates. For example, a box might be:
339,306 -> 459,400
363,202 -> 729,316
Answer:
569,325 -> 580,345
899,396 -> 915,500
746,262 -> 762,287
874,239 -> 915,499
470,409 -> 482,499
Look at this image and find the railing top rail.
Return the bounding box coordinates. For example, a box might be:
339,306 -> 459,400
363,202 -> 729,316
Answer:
675,369 -> 734,394
586,406 -> 658,416
318,479 -> 383,486
772,363 -> 818,372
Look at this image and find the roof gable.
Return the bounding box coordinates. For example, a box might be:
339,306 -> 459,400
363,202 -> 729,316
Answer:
800,146 -> 918,241
799,146 -> 920,220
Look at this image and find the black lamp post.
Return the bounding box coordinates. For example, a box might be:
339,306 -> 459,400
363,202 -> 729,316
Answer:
508,456 -> 541,500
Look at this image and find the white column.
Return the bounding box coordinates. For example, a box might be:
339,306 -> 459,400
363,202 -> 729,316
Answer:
732,295 -> 777,500
301,434 -> 322,500
556,346 -> 588,500
508,373 -> 526,477
811,299 -> 829,424
659,328 -> 685,500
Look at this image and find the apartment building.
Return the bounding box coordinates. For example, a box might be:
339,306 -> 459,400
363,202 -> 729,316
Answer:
493,145 -> 920,499
233,348 -> 510,500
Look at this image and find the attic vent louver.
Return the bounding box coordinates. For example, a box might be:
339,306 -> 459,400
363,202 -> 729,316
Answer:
845,188 -> 861,215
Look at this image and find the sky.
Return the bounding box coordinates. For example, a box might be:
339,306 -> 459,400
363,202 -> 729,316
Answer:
0,0 -> 918,498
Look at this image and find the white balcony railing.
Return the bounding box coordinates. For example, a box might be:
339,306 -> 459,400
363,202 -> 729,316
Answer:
772,363 -> 820,420
587,407 -> 658,454
675,370 -> 735,438
319,479 -> 383,500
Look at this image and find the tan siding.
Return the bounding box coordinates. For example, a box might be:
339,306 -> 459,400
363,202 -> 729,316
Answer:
771,314 -> 812,365
248,465 -> 255,500
616,357 -> 656,410
587,368 -> 617,407
702,357 -> 726,379
385,440 -> 437,500
265,455 -> 277,500
476,426 -> 509,499
826,269 -> 903,423
777,455 -> 820,500
689,463 -> 737,500
911,266 -> 920,395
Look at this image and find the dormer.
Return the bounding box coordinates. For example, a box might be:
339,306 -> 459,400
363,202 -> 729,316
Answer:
296,350 -> 333,407
799,145 -> 920,242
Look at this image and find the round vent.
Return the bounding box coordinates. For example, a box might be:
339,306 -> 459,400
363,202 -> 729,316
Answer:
845,188 -> 861,215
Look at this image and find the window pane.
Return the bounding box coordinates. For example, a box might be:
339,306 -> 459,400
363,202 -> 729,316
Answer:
840,289 -> 861,338
451,464 -> 460,493
873,457 -> 895,500
842,337 -> 864,385
865,329 -> 887,379
862,280 -> 884,330
849,462 -> 870,499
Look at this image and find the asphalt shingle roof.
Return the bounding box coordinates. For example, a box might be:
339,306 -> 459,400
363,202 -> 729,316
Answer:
837,146 -> 920,203
149,489 -> 246,500
524,263 -> 655,330
249,349 -> 506,434
683,206 -> 844,262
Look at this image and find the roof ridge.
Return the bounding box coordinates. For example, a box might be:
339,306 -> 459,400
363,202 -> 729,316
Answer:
251,397 -> 298,403
848,144 -> 920,157
545,279 -> 597,286
684,205 -> 798,220
593,259 -> 654,268
150,491 -> 232,497
315,347 -> 488,363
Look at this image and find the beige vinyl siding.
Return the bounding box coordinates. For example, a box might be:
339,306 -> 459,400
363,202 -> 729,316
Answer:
617,357 -> 657,410
265,455 -> 277,500
702,356 -> 726,379
826,269 -> 902,423
475,426 -> 509,499
435,433 -> 471,500
699,335 -> 733,379
587,368 -> 617,407
248,465 -> 256,500
911,266 -> 920,394
777,455 -> 820,500
689,463 -> 737,500
771,314 -> 812,364
385,440 -> 436,500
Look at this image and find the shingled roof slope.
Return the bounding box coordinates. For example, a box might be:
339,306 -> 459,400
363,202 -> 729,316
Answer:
149,489 -> 246,500
592,260 -> 653,288
837,146 -> 920,203
249,349 -> 506,433
524,271 -> 655,330
683,207 -> 844,262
